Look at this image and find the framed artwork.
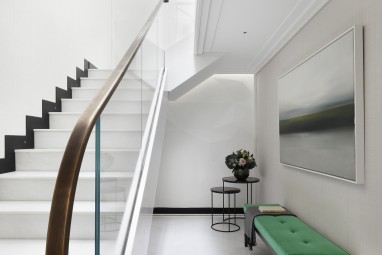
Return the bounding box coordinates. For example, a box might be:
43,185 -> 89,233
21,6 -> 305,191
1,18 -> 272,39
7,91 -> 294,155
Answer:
278,26 -> 364,183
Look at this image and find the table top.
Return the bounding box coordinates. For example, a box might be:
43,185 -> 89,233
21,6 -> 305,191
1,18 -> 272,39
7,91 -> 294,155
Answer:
211,187 -> 241,194
222,176 -> 260,184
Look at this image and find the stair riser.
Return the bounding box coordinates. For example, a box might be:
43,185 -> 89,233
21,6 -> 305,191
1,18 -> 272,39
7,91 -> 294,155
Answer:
61,100 -> 151,114
16,150 -> 139,171
80,78 -> 151,89
0,178 -> 130,201
0,213 -> 122,239
87,69 -> 157,80
87,69 -> 136,79
49,113 -> 148,130
72,88 -> 154,100
34,131 -> 142,149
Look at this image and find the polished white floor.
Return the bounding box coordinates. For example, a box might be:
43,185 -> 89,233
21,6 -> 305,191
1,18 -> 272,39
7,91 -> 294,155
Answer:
0,239 -> 116,255
148,215 -> 273,255
0,215 -> 272,254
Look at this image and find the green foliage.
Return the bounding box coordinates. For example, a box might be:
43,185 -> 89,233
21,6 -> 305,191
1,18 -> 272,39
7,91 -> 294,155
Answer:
225,149 -> 257,172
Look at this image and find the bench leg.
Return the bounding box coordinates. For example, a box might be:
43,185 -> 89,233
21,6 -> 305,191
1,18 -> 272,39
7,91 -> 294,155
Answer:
244,233 -> 248,247
244,233 -> 256,250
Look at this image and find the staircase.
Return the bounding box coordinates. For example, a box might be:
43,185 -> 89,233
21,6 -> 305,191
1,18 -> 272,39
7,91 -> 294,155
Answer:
0,69 -> 154,254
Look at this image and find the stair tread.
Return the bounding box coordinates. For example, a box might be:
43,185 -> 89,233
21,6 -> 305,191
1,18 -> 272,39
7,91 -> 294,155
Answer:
80,77 -> 137,80
80,77 -> 143,81
0,171 -> 134,179
15,148 -> 140,152
33,128 -> 142,132
72,86 -> 152,90
0,201 -> 125,213
49,112 -> 148,116
62,98 -> 151,102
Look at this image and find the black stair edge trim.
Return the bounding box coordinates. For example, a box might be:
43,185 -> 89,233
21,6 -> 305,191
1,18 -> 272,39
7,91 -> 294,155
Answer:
153,207 -> 244,215
78,59 -> 97,83
85,59 -> 97,70
42,100 -> 59,128
0,59 -> 96,174
0,135 -> 30,173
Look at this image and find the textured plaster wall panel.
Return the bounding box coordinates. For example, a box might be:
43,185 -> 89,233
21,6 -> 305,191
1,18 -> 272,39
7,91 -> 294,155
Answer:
256,0 -> 382,254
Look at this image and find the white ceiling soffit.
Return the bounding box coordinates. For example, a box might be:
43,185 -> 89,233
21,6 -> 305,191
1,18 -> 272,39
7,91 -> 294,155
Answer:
194,0 -> 330,73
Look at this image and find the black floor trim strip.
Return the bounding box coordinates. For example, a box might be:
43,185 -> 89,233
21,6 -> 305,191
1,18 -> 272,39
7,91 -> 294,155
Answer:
0,59 -> 97,174
153,207 -> 244,215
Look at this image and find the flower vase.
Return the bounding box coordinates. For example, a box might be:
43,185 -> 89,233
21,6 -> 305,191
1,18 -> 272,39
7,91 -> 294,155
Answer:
233,168 -> 249,181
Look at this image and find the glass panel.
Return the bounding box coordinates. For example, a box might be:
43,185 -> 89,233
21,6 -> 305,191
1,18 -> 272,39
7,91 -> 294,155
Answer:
114,10 -> 165,255
68,6 -> 166,255
120,17 -> 164,254
97,47 -> 144,253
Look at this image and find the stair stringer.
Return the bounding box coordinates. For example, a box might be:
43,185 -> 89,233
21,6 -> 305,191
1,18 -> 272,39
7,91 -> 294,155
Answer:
0,59 -> 97,174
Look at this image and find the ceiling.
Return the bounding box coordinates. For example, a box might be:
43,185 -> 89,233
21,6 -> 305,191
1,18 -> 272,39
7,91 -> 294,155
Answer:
194,0 -> 330,73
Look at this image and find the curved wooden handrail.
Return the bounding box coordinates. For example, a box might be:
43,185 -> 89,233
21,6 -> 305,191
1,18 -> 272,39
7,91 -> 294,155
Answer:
45,1 -> 163,254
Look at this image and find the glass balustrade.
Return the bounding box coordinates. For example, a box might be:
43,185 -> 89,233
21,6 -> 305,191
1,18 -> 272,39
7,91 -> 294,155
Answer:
47,2 -> 166,254
69,9 -> 166,254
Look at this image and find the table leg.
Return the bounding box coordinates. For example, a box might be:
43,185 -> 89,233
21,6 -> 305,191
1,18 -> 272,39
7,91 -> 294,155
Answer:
223,183 -> 225,223
251,183 -> 253,204
246,183 -> 249,204
211,191 -> 213,225
234,193 -> 237,224
228,194 -> 231,231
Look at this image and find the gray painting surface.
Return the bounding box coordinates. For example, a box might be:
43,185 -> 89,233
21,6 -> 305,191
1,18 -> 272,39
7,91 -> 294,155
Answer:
278,30 -> 356,181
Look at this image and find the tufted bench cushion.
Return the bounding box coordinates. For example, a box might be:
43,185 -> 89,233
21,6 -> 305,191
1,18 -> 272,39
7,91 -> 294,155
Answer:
244,204 -> 349,255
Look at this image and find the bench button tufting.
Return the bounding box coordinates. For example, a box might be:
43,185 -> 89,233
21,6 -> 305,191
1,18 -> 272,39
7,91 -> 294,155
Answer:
303,240 -> 309,244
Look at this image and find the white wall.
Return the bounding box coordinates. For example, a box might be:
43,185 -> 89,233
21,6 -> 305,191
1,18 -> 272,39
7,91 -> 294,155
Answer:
0,0 -> 158,158
256,0 -> 382,254
155,74 -> 256,208
112,0 -> 157,65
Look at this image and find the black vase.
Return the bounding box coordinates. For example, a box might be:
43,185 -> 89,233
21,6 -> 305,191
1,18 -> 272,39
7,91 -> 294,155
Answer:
233,168 -> 249,181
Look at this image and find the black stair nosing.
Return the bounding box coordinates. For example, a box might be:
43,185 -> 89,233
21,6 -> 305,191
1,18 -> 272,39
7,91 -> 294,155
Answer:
0,59 -> 97,174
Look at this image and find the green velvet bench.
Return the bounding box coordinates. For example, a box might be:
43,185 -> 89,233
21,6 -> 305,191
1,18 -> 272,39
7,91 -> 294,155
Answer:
243,204 -> 349,255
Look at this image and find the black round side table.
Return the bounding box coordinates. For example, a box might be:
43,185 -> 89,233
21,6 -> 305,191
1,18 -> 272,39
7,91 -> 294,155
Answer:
222,177 -> 260,204
210,187 -> 240,232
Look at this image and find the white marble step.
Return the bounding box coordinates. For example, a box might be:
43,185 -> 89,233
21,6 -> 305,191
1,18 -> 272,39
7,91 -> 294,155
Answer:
15,148 -> 139,172
0,201 -> 124,239
72,87 -> 154,101
49,112 -> 148,130
0,171 -> 132,201
0,239 -> 116,255
80,78 -> 151,89
87,69 -> 158,81
87,69 -> 138,79
61,99 -> 151,114
34,129 -> 142,149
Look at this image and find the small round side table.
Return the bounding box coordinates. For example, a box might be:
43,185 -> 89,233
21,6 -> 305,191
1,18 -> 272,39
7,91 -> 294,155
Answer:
210,187 -> 240,232
222,176 -> 260,204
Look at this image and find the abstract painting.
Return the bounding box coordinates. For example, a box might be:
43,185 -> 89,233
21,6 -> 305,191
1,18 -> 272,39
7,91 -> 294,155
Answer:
278,26 -> 364,183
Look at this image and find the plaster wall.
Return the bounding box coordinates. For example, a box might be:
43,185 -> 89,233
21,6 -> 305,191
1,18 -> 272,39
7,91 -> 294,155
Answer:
256,1 -> 382,254
0,0 -> 156,158
155,74 -> 256,208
